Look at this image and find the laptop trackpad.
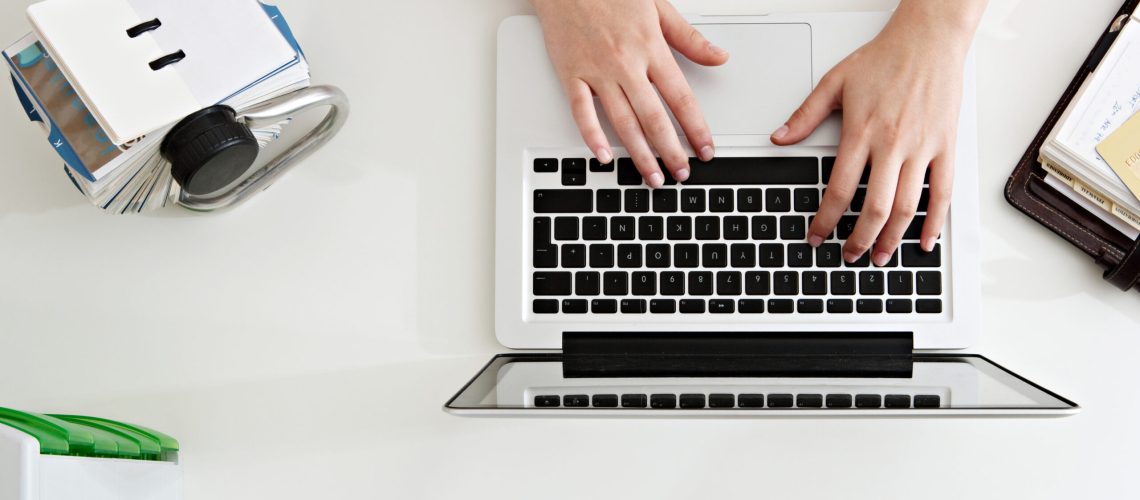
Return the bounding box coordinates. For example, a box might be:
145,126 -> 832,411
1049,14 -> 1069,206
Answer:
677,23 -> 813,137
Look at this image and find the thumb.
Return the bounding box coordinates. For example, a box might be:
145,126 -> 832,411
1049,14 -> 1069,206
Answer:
771,73 -> 843,145
656,0 -> 729,67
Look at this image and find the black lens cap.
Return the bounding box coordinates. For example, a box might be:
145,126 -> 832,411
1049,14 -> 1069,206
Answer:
161,105 -> 260,196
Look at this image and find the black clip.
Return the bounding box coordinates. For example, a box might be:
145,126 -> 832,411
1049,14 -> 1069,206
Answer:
149,50 -> 186,71
126,18 -> 162,38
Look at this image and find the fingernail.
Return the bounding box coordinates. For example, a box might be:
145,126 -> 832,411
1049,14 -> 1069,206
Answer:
843,251 -> 861,264
808,235 -> 823,248
772,125 -> 789,141
872,251 -> 891,267
597,148 -> 613,165
648,172 -> 665,188
709,44 -> 728,56
699,145 -> 715,162
922,237 -> 937,252
675,168 -> 690,182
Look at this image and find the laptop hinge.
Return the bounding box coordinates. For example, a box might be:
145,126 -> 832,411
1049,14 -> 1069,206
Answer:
562,332 -> 914,379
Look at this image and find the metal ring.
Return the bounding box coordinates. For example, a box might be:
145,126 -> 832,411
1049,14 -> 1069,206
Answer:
176,85 -> 350,212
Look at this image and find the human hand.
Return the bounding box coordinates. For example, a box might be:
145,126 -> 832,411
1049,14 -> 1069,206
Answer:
531,0 -> 729,187
771,1 -> 986,266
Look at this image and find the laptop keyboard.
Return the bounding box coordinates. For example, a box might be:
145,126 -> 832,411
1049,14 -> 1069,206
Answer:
532,392 -> 943,409
530,156 -> 946,317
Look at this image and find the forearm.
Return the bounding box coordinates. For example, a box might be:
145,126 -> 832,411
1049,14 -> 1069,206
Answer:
887,0 -> 988,55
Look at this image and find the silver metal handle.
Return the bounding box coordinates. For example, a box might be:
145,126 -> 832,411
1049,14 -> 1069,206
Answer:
176,85 -> 350,212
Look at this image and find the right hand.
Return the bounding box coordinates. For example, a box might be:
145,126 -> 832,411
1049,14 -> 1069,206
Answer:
532,0 -> 729,187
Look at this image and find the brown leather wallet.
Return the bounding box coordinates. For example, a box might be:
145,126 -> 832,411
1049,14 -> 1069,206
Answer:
1006,0 -> 1140,292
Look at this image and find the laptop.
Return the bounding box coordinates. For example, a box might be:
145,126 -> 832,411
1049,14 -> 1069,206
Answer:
446,11 -> 1078,416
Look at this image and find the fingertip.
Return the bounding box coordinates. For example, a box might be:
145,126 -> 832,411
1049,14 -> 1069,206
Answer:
675,167 -> 690,183
872,251 -> 892,268
808,234 -> 824,248
596,147 -> 613,165
771,124 -> 790,144
698,145 -> 715,162
922,236 -> 938,253
648,172 -> 665,189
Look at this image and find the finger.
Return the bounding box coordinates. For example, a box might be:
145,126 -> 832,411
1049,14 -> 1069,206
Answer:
656,0 -> 729,66
871,158 -> 929,266
598,85 -> 665,188
844,150 -> 904,264
566,79 -> 613,164
808,130 -> 869,248
772,71 -> 843,146
650,58 -> 714,166
922,150 -> 955,252
621,77 -> 691,182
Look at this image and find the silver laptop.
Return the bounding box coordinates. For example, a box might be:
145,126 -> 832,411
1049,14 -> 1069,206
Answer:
446,11 -> 1077,416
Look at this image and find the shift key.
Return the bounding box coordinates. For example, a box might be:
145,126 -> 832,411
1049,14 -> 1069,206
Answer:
535,190 -> 593,213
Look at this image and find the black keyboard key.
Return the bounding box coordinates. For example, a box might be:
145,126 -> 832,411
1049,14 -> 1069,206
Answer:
855,394 -> 882,408
768,394 -> 794,408
774,271 -> 799,295
681,189 -> 706,212
680,394 -> 706,409
684,157 -> 818,185
709,394 -> 736,408
575,271 -> 600,296
620,299 -> 648,314
610,217 -> 636,241
534,245 -> 557,269
592,394 -> 619,407
788,244 -> 813,268
745,271 -> 771,296
914,395 -> 941,408
837,215 -> 858,240
781,216 -> 806,240
533,299 -> 558,314
674,244 -> 700,268
625,189 -> 650,213
632,272 -> 657,296
821,157 -> 836,183
826,394 -> 853,408
535,189 -> 593,213
562,299 -> 588,314
622,394 -> 648,408
827,299 -> 854,314
831,271 -> 856,295
888,271 -> 913,295
919,188 -> 930,212
650,299 -> 677,313
904,215 -> 926,240
731,243 -> 757,268
680,299 -> 706,313
534,272 -> 571,296
582,217 -> 607,240
660,273 -> 685,295
534,217 -> 552,246
845,253 -> 871,268
802,272 -> 827,295
766,188 -> 791,212
596,189 -> 621,213
739,299 -> 766,313
716,271 -> 742,296
652,189 -> 678,213
562,244 -> 586,268
916,299 -> 943,314
535,395 -> 560,407
709,189 -> 734,212
709,299 -> 735,313
617,158 -> 642,185
795,188 -> 820,212
604,272 -> 628,296
738,394 -> 765,408
816,244 -> 842,268
752,216 -> 778,240
562,159 -> 587,186
723,216 -> 749,240
688,271 -> 713,296
798,299 -> 824,313
617,244 -> 642,268
850,188 -> 867,212
695,216 -> 720,240
902,243 -> 942,267
651,394 -> 677,409
534,158 -> 558,173
797,394 -> 823,408
857,299 -> 883,314
591,299 -> 618,314
916,271 -> 942,295
881,250 -> 899,268
554,217 -> 578,241
884,395 -> 911,409
859,271 -> 884,295
646,245 -> 671,268
702,244 -> 728,268
760,244 -> 784,267
738,188 -> 763,212
590,158 -> 615,173
590,244 -> 614,268
886,299 -> 912,314
667,216 -> 693,240
768,299 -> 795,314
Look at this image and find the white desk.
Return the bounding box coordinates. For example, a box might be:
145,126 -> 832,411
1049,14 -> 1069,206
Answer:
0,0 -> 1136,498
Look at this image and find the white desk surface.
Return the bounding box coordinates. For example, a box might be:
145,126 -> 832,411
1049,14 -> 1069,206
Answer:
0,0 -> 1136,498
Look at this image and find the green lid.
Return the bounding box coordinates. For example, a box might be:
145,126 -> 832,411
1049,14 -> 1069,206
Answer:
51,415 -> 179,462
0,408 -> 178,462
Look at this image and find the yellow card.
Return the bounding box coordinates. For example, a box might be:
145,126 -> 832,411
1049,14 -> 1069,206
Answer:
1097,111 -> 1140,202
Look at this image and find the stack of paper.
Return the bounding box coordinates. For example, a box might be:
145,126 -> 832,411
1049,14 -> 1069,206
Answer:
3,0 -> 310,213
1040,8 -> 1140,238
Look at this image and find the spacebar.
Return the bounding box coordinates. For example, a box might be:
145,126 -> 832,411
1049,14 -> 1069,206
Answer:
683,157 -> 819,185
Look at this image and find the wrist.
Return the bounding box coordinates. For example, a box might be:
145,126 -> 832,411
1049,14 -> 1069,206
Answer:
885,0 -> 987,56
